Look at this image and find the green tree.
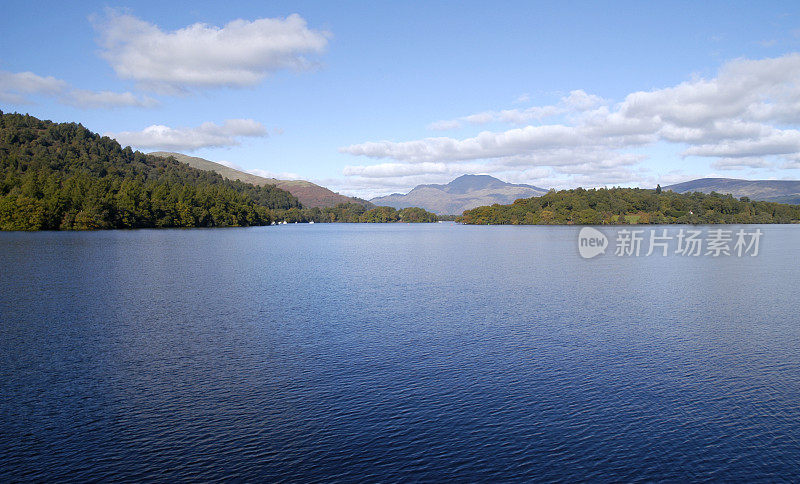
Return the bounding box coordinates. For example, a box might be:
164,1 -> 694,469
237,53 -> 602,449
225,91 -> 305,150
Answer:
0,111 -> 299,230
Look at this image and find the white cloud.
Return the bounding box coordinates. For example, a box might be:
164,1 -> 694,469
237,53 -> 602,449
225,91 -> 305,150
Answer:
343,161 -> 492,179
562,90 -> 605,110
344,162 -> 449,178
343,53 -> 800,191
618,54 -> 800,129
0,71 -> 66,103
342,124 -> 648,164
248,168 -> 302,180
62,89 -> 157,108
0,70 -> 155,108
427,119 -> 462,131
93,10 -> 330,92
105,119 -> 267,150
710,157 -> 773,170
427,90 -> 605,131
682,129 -> 800,158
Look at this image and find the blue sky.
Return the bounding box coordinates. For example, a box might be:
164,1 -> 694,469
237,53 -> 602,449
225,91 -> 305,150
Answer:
3,1 -> 800,198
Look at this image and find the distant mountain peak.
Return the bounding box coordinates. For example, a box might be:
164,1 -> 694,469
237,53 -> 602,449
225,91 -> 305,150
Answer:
371,174 -> 547,215
443,174 -> 514,194
450,174 -> 500,182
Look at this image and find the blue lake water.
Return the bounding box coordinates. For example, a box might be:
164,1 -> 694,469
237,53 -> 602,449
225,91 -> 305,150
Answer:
1,223 -> 799,481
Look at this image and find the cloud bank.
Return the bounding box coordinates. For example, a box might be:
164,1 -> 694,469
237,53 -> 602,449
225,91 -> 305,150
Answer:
93,11 -> 330,92
105,119 -> 268,151
0,70 -> 155,108
426,90 -> 605,130
341,53 -> 800,193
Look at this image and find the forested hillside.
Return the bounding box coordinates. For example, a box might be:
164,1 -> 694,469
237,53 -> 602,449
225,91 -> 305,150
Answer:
458,187 -> 800,225
0,111 -> 299,230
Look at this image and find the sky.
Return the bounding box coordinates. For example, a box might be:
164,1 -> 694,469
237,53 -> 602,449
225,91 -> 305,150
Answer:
3,1 -> 800,198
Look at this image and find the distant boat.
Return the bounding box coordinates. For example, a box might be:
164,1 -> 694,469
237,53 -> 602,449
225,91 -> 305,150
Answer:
309,221 -> 315,224
282,220 -> 288,225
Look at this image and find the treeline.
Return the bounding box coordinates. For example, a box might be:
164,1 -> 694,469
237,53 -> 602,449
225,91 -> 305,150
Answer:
0,111 -> 301,230
274,203 -> 438,223
457,187 -> 800,225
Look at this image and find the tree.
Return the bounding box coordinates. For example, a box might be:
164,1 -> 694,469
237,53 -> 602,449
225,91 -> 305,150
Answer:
456,186 -> 800,225
0,111 -> 299,230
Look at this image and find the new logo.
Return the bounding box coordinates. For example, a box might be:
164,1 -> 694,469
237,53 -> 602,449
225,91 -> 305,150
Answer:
578,227 -> 608,259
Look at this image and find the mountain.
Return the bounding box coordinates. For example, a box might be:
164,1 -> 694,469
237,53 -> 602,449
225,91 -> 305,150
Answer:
664,178 -> 800,205
150,152 -> 371,209
371,174 -> 548,215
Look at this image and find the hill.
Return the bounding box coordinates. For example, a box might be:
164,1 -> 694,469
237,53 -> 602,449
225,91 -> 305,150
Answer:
371,174 -> 548,215
665,178 -> 800,204
0,111 -> 299,230
458,187 -> 800,225
150,151 -> 372,209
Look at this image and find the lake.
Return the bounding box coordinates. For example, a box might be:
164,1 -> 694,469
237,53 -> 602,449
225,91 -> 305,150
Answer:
1,223 -> 799,481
